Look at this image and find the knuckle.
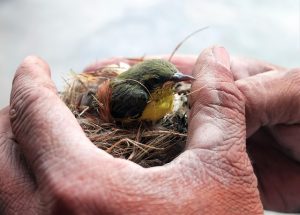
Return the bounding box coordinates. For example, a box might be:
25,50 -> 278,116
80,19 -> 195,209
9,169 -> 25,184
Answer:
215,82 -> 245,111
191,81 -> 245,118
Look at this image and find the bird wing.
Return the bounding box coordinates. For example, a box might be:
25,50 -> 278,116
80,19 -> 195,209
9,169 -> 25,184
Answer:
110,82 -> 149,120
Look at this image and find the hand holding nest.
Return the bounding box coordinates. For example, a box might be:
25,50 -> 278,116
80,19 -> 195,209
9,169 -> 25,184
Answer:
0,46 -> 299,214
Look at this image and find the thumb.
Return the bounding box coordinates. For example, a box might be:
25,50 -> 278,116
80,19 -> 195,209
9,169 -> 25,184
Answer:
187,46 -> 246,152
10,56 -> 110,181
174,46 -> 262,212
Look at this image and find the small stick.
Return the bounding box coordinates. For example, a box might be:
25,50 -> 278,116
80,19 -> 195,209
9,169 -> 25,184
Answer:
168,26 -> 209,62
186,84 -> 208,96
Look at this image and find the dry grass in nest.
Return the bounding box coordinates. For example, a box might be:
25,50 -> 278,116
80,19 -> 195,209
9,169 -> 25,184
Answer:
61,62 -> 190,168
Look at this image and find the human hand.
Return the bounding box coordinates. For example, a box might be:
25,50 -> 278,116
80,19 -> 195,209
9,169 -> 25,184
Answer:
220,54 -> 300,213
0,46 -> 263,214
87,52 -> 300,213
235,65 -> 300,213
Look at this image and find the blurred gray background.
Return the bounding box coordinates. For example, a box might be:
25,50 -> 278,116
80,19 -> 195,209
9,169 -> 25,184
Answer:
0,0 -> 300,109
0,1 -> 299,214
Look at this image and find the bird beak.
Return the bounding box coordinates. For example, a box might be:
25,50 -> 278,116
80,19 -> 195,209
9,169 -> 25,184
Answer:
171,71 -> 195,82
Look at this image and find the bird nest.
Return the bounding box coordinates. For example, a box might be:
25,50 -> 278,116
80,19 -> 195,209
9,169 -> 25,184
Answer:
61,60 -> 190,167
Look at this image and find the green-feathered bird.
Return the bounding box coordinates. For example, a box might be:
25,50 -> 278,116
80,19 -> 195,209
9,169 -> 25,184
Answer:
97,59 -> 194,123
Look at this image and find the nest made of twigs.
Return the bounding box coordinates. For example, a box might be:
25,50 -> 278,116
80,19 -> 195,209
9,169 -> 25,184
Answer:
61,62 -> 190,167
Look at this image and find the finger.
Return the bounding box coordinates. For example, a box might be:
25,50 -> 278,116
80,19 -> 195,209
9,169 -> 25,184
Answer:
235,68 -> 300,137
10,56 -> 111,180
230,56 -> 285,80
0,107 -> 37,214
83,55 -> 198,75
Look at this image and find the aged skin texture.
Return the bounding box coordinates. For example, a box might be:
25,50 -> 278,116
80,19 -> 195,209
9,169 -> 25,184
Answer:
0,46 -> 299,214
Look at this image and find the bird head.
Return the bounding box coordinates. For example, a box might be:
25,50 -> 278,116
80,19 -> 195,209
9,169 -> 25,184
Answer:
115,59 -> 195,91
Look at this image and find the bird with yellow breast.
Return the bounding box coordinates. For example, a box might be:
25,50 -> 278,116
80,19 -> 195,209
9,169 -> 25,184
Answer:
97,59 -> 194,123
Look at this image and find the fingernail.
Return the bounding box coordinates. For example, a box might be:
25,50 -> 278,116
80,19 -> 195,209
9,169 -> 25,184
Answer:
212,46 -> 230,70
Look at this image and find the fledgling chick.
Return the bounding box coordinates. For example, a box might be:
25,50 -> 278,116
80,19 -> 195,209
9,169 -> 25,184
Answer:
97,59 -> 194,123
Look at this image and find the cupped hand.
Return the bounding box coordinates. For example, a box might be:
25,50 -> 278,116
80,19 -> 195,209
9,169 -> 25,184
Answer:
0,47 -> 263,214
86,53 -> 300,213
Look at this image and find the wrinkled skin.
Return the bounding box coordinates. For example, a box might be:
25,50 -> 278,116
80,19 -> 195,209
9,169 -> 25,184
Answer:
0,46 -> 299,214
86,53 -> 300,212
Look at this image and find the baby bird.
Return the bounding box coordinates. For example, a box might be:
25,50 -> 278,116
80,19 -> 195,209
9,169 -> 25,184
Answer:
97,59 -> 194,123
